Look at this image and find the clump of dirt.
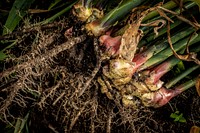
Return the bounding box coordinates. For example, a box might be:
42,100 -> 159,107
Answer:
0,16 -> 199,133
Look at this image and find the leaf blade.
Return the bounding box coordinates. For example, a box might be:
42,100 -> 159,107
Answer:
0,51 -> 8,61
3,0 -> 35,35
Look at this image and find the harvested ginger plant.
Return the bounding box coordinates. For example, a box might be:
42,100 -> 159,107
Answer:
0,0 -> 200,132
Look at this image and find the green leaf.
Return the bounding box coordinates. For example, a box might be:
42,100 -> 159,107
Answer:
175,111 -> 179,114
25,121 -> 29,133
174,117 -> 179,122
174,61 -> 185,75
177,61 -> 185,71
170,111 -> 186,123
3,0 -> 35,35
48,0 -> 62,10
14,112 -> 30,133
179,117 -> 187,123
170,113 -> 178,118
39,1 -> 77,25
0,51 -> 8,60
14,119 -> 22,133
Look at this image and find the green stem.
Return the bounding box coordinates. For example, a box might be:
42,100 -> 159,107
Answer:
145,56 -> 181,84
132,26 -> 195,71
139,2 -> 196,47
86,0 -> 144,36
175,78 -> 196,92
39,1 -> 77,25
138,19 -> 182,47
142,0 -> 188,22
138,31 -> 199,71
144,42 -> 200,85
165,65 -> 199,89
174,1 -> 196,14
114,1 -> 195,38
100,0 -> 143,28
143,1 -> 195,24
